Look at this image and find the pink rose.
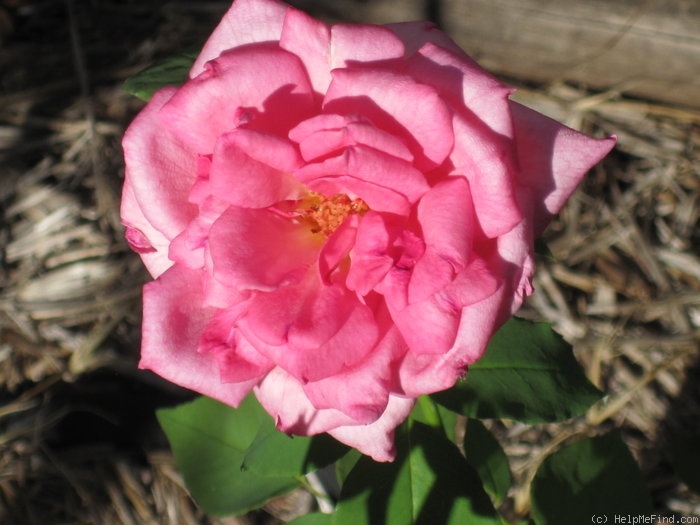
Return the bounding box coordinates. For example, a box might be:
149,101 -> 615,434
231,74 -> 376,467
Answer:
121,0 -> 614,461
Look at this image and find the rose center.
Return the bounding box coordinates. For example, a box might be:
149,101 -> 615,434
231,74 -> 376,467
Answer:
297,191 -> 369,236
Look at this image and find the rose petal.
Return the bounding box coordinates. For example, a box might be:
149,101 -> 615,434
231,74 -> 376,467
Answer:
208,206 -> 319,292
391,256 -> 501,356
166,155 -> 220,270
495,193 -> 537,307
346,211 -> 400,296
255,367 -> 358,434
318,214 -> 359,284
449,113 -> 523,238
396,266 -> 510,398
190,0 -> 290,77
199,308 -> 274,383
187,154 -> 213,207
124,226 -> 156,254
324,68 -> 454,170
302,321 -> 404,424
169,194 -> 229,270
280,7 -> 332,93
256,369 -> 414,462
240,272 -> 379,382
121,180 -> 173,279
140,264 -> 256,406
294,145 -> 429,215
163,45 -> 315,154
408,177 -> 474,303
442,224 -> 536,371
446,282 -> 512,367
330,23 -> 404,67
289,113 -> 413,163
202,247 -> 254,309
385,21 -> 465,57
405,42 -> 515,138
510,100 -> 616,235
328,394 -> 416,462
209,130 -> 304,208
288,113 -> 349,142
122,87 -> 198,243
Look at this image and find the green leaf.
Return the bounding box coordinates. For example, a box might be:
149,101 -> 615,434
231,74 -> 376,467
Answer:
157,395 -> 298,516
410,395 -> 458,442
242,417 -> 347,477
531,431 -> 652,525
287,512 -> 335,525
123,53 -> 195,101
666,431 -> 700,494
464,420 -> 512,505
432,318 -> 603,423
336,449 -> 362,487
334,422 -> 502,525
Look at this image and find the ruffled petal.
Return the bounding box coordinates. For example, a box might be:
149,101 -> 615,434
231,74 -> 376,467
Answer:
239,271 -> 379,382
208,206 -> 319,291
324,68 -> 454,170
385,21 -> 465,57
303,321 -> 405,424
140,264 -> 256,406
168,194 -> 229,270
121,179 -> 173,279
318,214 -> 359,284
449,113 -> 523,238
346,211 -> 399,296
190,0 -> 290,76
330,23 -> 404,67
122,87 -> 198,242
202,247 -> 254,309
199,307 -> 274,383
372,226 -> 426,312
294,145 -> 429,215
510,101 -> 616,235
395,352 -> 464,398
328,394 -> 416,462
408,177 -> 474,303
395,264 -> 512,398
404,42 -> 515,138
254,367 -> 358,434
209,130 -> 304,208
289,113 -> 413,163
392,256 -> 501,356
163,45 -> 315,154
445,282 -> 512,367
443,224 -> 535,371
280,7 -> 332,93
492,194 -> 537,314
253,326 -> 414,463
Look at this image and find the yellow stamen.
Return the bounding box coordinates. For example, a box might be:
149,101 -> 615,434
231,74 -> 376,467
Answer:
297,191 -> 369,237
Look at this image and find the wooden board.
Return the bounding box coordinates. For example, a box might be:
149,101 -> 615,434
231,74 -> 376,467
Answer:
442,0 -> 700,109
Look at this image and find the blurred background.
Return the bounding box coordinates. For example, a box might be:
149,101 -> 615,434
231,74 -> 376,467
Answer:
0,0 -> 698,523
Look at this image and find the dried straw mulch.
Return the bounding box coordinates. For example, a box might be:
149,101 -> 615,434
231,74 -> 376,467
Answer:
0,1 -> 698,524
506,84 -> 700,519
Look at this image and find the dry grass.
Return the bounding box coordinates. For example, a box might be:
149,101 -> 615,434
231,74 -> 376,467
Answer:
505,83 -> 700,519
1,1 -> 698,523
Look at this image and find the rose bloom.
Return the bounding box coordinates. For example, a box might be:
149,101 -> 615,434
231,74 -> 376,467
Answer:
121,0 -> 614,461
